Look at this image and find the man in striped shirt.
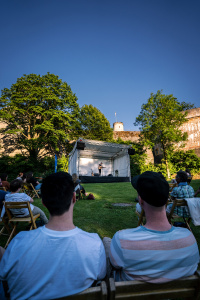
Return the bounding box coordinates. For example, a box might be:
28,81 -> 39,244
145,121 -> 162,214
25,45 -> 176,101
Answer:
108,171 -> 199,282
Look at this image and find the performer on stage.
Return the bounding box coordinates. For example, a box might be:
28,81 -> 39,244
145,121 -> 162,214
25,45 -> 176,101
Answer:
98,162 -> 103,176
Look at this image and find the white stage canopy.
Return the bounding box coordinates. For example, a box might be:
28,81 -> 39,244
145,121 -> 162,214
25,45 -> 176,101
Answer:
68,138 -> 132,178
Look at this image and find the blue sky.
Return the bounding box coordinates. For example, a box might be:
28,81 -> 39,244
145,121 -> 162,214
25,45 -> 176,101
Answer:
0,0 -> 200,131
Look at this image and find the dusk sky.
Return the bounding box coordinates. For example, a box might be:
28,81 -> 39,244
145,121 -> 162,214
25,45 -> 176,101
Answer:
1,0 -> 200,131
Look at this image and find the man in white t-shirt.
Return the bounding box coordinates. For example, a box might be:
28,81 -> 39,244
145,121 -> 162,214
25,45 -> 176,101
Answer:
0,172 -> 106,300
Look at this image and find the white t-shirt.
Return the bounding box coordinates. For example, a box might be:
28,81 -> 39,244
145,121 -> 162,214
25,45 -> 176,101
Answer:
0,226 -> 106,300
5,193 -> 34,216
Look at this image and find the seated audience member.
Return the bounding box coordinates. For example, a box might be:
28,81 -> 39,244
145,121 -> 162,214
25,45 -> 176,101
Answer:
5,179 -> 48,224
185,168 -> 192,184
171,178 -> 177,184
185,168 -> 191,176
103,171 -> 199,282
72,173 -> 86,196
26,171 -> 41,190
0,173 -> 10,191
166,170 -> 194,217
0,172 -> 106,299
0,190 -> 8,209
16,172 -> 26,182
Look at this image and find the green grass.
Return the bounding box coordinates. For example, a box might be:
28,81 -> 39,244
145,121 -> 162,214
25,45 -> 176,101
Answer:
0,180 -> 200,249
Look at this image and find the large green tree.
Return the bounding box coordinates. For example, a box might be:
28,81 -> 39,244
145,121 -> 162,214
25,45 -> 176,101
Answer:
78,104 -> 113,141
134,90 -> 194,177
0,73 -> 80,160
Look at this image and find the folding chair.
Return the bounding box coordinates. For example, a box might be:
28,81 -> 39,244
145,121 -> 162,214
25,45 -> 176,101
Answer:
74,183 -> 83,200
53,281 -> 107,300
0,187 -> 7,192
136,208 -> 145,226
0,207 -> 11,247
167,198 -> 192,231
4,201 -> 40,248
169,183 -> 177,192
22,183 -> 40,198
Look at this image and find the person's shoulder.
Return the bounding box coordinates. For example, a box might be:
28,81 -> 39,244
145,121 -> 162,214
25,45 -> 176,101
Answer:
8,228 -> 43,246
20,192 -> 31,198
171,226 -> 194,236
188,185 -> 194,191
5,193 -> 11,200
77,228 -> 102,242
113,227 -> 141,239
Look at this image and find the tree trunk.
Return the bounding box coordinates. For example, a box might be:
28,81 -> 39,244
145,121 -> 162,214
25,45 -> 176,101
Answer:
165,159 -> 170,179
162,143 -> 170,179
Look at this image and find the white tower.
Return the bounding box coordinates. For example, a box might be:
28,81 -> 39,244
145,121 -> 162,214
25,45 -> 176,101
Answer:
113,122 -> 124,131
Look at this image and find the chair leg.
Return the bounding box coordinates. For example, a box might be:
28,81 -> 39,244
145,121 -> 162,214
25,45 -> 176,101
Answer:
184,217 -> 192,232
0,226 -> 6,235
5,224 -> 17,248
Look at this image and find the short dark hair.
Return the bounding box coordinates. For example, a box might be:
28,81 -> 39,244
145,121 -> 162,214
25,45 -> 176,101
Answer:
41,172 -> 74,216
26,172 -> 33,183
10,179 -> 22,192
177,170 -> 188,183
0,173 -> 8,181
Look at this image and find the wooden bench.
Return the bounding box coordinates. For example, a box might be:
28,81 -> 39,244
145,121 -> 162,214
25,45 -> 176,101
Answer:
51,281 -> 107,299
108,271 -> 200,299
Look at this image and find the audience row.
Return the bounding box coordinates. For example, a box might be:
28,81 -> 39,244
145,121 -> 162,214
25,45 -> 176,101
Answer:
0,170 -> 199,299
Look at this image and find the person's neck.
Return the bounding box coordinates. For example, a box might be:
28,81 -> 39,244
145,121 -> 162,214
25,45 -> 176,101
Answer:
11,188 -> 20,194
45,210 -> 75,231
143,209 -> 172,231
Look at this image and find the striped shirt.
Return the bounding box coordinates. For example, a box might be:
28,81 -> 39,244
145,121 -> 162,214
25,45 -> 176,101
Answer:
109,226 -> 199,283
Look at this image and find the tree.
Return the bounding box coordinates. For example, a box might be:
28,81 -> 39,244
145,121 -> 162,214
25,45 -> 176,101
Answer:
134,90 -> 194,178
170,150 -> 200,173
78,104 -> 113,141
0,73 -> 80,160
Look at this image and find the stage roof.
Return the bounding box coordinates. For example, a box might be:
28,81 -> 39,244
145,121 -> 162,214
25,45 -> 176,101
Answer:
70,138 -> 131,159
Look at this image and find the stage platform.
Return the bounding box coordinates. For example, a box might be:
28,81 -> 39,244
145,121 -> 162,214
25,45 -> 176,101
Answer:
79,176 -> 130,183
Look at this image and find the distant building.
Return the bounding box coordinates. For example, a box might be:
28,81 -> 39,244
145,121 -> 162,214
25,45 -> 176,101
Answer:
113,108 -> 200,161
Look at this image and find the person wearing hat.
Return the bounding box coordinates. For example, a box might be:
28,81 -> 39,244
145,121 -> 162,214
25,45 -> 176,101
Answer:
103,171 -> 199,283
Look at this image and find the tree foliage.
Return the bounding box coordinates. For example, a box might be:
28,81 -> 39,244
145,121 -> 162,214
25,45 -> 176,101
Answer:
134,90 -> 194,177
78,104 -> 113,141
0,73 -> 80,160
170,150 -> 200,174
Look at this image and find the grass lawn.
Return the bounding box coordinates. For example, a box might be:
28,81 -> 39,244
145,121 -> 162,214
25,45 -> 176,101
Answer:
0,180 -> 200,249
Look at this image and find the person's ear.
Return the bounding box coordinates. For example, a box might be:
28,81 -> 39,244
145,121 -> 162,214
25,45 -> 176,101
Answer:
138,195 -> 144,206
72,192 -> 76,204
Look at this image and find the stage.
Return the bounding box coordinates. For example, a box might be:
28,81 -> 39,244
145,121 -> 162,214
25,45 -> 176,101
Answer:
79,176 -> 130,183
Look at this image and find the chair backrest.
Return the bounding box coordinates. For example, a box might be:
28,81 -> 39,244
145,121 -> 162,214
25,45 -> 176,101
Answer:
53,281 -> 107,300
109,271 -> 200,300
4,201 -> 33,220
167,198 -> 188,221
0,187 -> 7,192
23,183 -> 40,198
169,183 -> 177,191
136,208 -> 145,226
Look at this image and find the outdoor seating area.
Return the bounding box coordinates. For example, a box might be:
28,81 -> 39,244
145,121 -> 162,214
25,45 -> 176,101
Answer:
0,170 -> 200,299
